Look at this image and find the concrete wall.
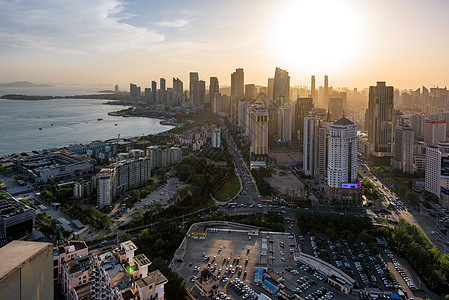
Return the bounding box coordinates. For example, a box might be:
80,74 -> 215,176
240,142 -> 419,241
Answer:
0,241 -> 53,300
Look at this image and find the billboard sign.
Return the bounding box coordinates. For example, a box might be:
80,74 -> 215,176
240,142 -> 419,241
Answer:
341,182 -> 363,189
441,157 -> 449,177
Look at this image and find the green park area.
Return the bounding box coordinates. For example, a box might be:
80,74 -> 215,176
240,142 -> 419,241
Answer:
213,175 -> 240,202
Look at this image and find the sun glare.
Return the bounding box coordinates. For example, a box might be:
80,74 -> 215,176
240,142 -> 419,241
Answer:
273,0 -> 362,73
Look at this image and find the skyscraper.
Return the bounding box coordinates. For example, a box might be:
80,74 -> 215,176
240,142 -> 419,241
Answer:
323,75 -> 329,107
193,80 -> 206,106
310,75 -> 316,101
425,142 -> 449,208
209,77 -> 219,110
393,122 -> 414,174
173,77 -> 183,106
130,83 -> 141,102
160,78 -> 166,104
151,81 -> 157,104
295,97 -> 314,141
273,67 -> 290,106
231,68 -> 244,123
278,104 -> 293,142
326,117 -> 361,203
144,88 -> 151,103
424,120 -> 447,146
368,81 -> 394,153
189,72 -> 199,106
267,78 -> 274,101
250,108 -> 269,161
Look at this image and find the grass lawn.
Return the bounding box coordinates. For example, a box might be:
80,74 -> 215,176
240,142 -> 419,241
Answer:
214,175 -> 240,202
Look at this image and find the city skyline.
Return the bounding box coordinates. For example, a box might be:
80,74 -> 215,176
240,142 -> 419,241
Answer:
1,0 -> 449,89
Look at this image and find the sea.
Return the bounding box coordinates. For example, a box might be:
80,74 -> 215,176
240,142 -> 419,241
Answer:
0,86 -> 174,156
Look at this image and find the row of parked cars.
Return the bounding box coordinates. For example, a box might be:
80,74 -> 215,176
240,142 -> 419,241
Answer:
227,278 -> 258,299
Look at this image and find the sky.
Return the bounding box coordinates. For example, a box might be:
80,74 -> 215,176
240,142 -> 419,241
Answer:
1,0 -> 449,90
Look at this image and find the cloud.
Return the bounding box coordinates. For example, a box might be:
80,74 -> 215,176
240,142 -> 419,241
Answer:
154,19 -> 191,28
0,0 -> 164,54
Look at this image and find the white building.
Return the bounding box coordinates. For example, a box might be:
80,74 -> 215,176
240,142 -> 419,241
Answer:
146,146 -> 182,169
212,128 -> 221,148
327,117 -> 358,188
97,157 -> 151,209
393,124 -> 415,174
325,117 -> 362,203
425,142 -> 449,208
424,120 -> 446,146
250,108 -> 269,161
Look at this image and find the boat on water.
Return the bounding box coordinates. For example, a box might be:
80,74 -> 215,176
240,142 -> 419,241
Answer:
115,124 -> 118,126
97,118 -> 103,121
38,128 -> 42,130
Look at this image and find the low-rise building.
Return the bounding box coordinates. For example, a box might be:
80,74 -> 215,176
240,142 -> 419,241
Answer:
62,256 -> 92,299
53,241 -> 88,283
0,191 -> 35,242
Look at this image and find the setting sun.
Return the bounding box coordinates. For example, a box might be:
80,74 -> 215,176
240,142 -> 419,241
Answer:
273,0 -> 362,73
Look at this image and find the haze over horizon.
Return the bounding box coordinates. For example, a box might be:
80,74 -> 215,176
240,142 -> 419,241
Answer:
1,0 -> 449,90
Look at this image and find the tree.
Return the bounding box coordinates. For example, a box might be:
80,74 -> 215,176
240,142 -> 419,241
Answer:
147,177 -> 157,188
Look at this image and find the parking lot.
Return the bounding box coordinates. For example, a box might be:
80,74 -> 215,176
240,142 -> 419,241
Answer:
171,222 -> 356,300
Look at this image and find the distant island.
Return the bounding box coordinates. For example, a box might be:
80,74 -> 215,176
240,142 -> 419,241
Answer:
0,92 -> 130,101
0,81 -> 54,87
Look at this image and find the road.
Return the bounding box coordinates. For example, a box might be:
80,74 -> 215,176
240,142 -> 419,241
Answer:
358,160 -> 449,253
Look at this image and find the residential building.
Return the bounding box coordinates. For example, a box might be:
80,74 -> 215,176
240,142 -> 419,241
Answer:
367,81 -> 394,153
250,108 -> 269,161
295,97 -> 314,141
62,255 -> 92,299
328,97 -> 344,120
53,241 -> 88,283
278,104 -> 293,142
189,72 -> 199,107
273,67 -> 290,106
160,78 -> 166,104
212,128 -> 221,148
231,68 -> 245,124
245,84 -> 257,99
0,241 -> 53,300
193,80 -> 206,106
325,117 -> 362,203
130,83 -> 141,102
151,81 -> 157,104
146,146 -> 182,169
424,120 -> 446,146
392,123 -> 415,173
425,142 -> 449,208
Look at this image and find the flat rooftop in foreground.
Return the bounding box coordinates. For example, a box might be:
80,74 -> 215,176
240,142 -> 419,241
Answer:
0,240 -> 52,281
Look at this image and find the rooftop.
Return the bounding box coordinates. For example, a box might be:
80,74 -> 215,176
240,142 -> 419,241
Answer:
135,269 -> 168,289
0,192 -> 34,219
134,253 -> 151,267
0,241 -> 52,281
333,117 -> 354,126
65,256 -> 91,275
120,240 -> 137,252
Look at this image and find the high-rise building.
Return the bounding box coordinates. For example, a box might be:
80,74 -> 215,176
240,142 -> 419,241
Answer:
303,110 -> 326,178
316,112 -> 335,183
368,81 -> 394,153
425,142 -> 449,208
323,75 -> 329,107
212,93 -> 222,114
193,80 -> 206,106
208,77 -> 219,111
250,108 -> 269,161
159,78 -> 166,104
212,128 -> 221,148
0,241 -> 53,300
151,81 -> 157,103
245,84 -> 257,99
173,77 -> 183,106
278,104 -> 293,142
410,113 -> 425,139
326,117 -> 361,203
328,98 -> 344,120
267,78 -> 274,101
392,123 -> 414,174
146,146 -> 182,170
231,68 -> 245,124
424,120 -> 446,146
295,97 -> 314,141
273,67 -> 290,106
130,83 -> 141,102
97,156 -> 152,209
114,84 -> 119,92
144,88 -> 151,103
310,75 -> 316,100
189,72 -> 199,106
